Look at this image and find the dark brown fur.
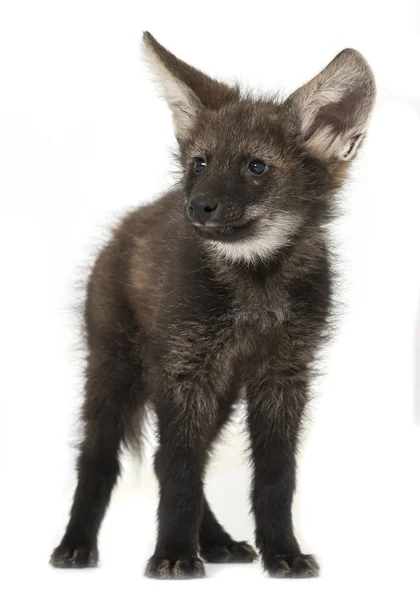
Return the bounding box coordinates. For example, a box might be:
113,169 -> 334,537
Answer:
50,33 -> 375,578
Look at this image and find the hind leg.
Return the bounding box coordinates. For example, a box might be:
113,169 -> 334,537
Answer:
199,401 -> 257,564
50,348 -> 142,568
199,498 -> 257,563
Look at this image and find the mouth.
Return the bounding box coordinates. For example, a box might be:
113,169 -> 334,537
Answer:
192,219 -> 257,242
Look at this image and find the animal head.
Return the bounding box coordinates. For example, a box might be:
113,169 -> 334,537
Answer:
142,32 -> 375,264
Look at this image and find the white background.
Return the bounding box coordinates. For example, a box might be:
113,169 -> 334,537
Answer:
1,1 -> 419,598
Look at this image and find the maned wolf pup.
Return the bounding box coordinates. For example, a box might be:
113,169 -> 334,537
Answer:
50,32 -> 375,578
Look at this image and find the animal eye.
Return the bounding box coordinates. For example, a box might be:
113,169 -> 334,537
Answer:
247,159 -> 268,175
193,157 -> 207,173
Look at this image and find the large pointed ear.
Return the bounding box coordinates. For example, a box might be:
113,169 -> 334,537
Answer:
285,49 -> 376,162
141,32 -> 239,140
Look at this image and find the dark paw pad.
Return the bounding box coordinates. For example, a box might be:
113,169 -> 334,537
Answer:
50,544 -> 98,568
145,556 -> 205,579
201,540 -> 258,563
266,554 -> 319,578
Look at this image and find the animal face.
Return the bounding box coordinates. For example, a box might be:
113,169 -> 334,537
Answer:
142,33 -> 375,263
179,101 -> 320,262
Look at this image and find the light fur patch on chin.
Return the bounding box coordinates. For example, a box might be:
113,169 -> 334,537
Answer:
208,213 -> 300,265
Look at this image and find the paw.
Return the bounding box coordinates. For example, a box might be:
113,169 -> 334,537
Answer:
50,544 -> 98,568
200,540 -> 258,563
265,553 -> 319,578
145,555 -> 205,579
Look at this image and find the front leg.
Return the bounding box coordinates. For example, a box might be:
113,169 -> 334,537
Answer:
145,379 -> 218,580
247,371 -> 320,578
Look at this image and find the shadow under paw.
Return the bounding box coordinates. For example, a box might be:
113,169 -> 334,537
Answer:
145,556 -> 205,579
265,553 -> 320,578
50,544 -> 98,568
200,540 -> 258,563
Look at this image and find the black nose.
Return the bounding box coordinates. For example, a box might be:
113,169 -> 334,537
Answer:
188,195 -> 218,223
